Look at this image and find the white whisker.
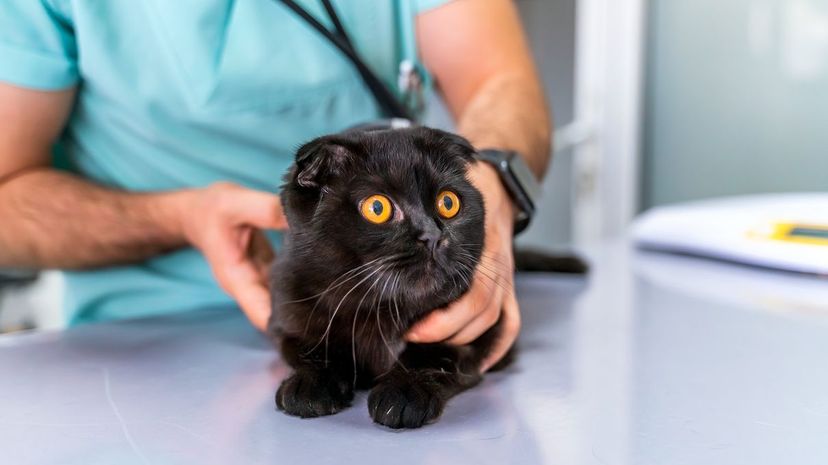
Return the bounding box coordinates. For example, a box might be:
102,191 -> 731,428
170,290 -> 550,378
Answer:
350,269 -> 389,387
299,254 -> 406,337
306,263 -> 389,361
374,274 -> 398,363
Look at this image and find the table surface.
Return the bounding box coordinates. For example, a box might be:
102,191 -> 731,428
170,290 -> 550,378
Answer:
2,240 -> 828,465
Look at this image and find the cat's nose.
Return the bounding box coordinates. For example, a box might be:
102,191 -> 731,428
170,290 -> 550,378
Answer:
417,230 -> 441,255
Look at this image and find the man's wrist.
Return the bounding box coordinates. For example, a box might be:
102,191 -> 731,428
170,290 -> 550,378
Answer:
469,162 -> 517,235
140,189 -> 193,249
471,148 -> 539,233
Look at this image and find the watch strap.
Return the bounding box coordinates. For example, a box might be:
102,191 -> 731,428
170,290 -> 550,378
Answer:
474,149 -> 539,234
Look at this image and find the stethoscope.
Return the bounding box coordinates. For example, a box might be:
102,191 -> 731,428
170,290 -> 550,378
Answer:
274,0 -> 423,124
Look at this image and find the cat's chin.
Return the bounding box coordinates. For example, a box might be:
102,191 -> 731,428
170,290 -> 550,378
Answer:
402,266 -> 469,307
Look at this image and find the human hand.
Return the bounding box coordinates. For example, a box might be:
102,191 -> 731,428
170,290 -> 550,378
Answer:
176,182 -> 288,330
405,162 -> 520,372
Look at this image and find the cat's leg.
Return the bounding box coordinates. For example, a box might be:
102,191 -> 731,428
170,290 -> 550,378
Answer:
368,319 -> 510,429
275,335 -> 356,418
368,343 -> 480,428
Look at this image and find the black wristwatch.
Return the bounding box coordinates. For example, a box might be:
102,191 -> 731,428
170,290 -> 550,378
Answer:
474,149 -> 540,234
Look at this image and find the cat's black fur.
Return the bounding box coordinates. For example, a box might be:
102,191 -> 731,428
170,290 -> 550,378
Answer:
268,126 -> 588,429
268,126 -> 506,429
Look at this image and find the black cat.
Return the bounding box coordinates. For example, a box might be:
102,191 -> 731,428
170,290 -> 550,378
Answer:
268,126 -> 585,429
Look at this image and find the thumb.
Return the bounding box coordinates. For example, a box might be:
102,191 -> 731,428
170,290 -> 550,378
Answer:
230,189 -> 289,231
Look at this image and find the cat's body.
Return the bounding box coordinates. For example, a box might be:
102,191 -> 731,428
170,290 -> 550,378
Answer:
269,126 -> 505,428
269,126 -> 587,429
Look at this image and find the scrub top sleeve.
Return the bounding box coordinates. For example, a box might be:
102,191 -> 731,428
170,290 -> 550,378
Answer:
0,0 -> 79,90
413,0 -> 455,14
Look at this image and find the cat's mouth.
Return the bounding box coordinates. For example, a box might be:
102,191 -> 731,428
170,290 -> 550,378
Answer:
394,251 -> 448,276
390,253 -> 470,301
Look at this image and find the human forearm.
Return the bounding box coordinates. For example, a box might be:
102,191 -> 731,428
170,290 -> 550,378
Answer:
413,0 -> 552,368
0,166 -> 288,329
418,0 -> 551,180
0,168 -> 185,269
456,72 -> 552,179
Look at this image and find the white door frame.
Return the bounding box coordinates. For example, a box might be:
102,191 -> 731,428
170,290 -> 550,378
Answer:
556,0 -> 647,244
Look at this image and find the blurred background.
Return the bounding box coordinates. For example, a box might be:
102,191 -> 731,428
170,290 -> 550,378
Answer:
2,0 -> 826,332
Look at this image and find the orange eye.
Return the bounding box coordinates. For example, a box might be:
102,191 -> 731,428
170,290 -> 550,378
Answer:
360,194 -> 393,224
436,191 -> 461,219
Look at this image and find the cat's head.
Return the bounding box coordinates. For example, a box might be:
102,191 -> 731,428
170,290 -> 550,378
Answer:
281,126 -> 485,313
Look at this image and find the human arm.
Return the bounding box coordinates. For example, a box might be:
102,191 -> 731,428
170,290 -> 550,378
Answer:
408,0 -> 552,371
0,83 -> 286,329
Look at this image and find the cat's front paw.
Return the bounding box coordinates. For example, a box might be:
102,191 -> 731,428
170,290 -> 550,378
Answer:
276,370 -> 353,418
368,379 -> 445,429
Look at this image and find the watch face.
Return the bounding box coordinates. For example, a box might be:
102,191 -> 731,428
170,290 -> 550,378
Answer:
475,149 -> 539,234
505,151 -> 541,206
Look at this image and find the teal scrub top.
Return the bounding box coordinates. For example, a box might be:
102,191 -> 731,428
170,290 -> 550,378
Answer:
0,0 -> 451,325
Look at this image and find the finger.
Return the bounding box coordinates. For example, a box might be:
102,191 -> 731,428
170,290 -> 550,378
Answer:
443,269 -> 505,345
233,280 -> 272,332
407,275 -> 501,343
217,257 -> 272,332
406,286 -> 488,343
406,299 -> 478,343
229,190 -> 289,230
480,289 -> 520,373
446,302 -> 502,345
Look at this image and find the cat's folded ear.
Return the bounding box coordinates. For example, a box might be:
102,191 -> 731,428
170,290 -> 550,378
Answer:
293,136 -> 357,189
438,130 -> 476,157
413,127 -> 476,162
